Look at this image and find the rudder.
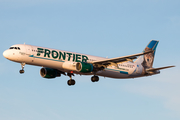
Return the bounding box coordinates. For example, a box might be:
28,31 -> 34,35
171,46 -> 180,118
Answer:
135,40 -> 159,68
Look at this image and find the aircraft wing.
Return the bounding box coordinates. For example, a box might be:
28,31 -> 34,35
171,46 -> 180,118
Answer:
146,66 -> 175,72
90,50 -> 153,67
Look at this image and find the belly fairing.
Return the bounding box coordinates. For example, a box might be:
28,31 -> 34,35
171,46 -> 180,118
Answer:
97,62 -> 138,78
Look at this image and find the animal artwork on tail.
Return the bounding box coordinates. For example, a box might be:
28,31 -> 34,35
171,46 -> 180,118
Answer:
142,40 -> 158,69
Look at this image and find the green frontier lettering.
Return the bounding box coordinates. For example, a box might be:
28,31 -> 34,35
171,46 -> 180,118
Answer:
66,53 -> 72,61
59,51 -> 66,60
36,48 -> 89,62
76,54 -> 81,62
37,48 -> 44,56
52,50 -> 58,59
82,55 -> 88,62
73,54 -> 75,61
44,49 -> 51,58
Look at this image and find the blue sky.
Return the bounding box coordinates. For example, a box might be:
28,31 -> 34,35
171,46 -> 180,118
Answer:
0,0 -> 179,120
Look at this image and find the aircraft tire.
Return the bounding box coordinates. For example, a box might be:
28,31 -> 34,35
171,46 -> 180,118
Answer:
71,79 -> 75,85
67,79 -> 76,86
19,70 -> 24,74
91,76 -> 99,82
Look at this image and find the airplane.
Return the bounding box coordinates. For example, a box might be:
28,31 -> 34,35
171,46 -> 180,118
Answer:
3,40 -> 175,86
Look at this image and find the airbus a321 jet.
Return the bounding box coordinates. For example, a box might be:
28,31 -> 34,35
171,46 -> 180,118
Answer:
3,40 -> 174,86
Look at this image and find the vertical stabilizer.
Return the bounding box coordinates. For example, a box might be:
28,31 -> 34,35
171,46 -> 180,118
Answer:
135,40 -> 159,68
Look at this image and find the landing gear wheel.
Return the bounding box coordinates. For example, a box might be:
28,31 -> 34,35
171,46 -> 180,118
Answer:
67,79 -> 76,86
19,70 -> 25,74
91,75 -> 99,82
20,63 -> 26,74
67,72 -> 75,86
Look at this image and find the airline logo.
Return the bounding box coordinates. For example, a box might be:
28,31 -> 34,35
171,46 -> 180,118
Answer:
36,48 -> 89,62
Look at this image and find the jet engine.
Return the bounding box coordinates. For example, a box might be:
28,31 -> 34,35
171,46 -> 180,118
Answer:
76,62 -> 93,73
62,61 -> 77,71
62,61 -> 94,73
40,67 -> 60,78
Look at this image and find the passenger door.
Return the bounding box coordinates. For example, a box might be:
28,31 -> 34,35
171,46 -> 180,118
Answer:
25,45 -> 34,63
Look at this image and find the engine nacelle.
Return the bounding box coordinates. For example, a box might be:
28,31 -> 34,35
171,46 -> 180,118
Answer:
62,61 -> 77,71
40,67 -> 58,78
76,62 -> 93,73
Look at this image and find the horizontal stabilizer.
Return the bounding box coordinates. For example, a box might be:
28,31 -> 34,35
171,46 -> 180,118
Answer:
146,65 -> 175,72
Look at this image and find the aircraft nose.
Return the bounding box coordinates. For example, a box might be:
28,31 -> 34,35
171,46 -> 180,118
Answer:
3,50 -> 9,59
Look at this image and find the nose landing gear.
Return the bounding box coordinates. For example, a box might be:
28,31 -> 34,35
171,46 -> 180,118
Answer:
19,63 -> 25,74
19,69 -> 24,74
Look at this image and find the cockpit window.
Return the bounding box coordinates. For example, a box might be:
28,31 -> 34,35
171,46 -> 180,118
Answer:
9,47 -> 21,50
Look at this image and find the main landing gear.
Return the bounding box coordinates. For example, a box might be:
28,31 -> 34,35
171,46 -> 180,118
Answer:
91,75 -> 99,82
66,74 -> 99,86
19,63 -> 25,74
67,73 -> 75,86
66,73 -> 99,86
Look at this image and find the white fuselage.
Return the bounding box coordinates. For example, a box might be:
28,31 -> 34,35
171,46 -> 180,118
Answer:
3,44 -> 145,79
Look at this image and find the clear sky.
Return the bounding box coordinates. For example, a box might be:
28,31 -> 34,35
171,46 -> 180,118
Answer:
0,0 -> 179,120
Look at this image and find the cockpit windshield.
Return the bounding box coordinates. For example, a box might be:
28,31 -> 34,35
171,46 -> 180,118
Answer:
9,47 -> 20,50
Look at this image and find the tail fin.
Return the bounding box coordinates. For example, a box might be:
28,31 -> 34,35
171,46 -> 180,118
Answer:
135,40 -> 159,68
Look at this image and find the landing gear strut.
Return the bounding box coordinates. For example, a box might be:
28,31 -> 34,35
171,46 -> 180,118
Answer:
67,73 -> 75,86
91,75 -> 99,82
19,63 -> 25,74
